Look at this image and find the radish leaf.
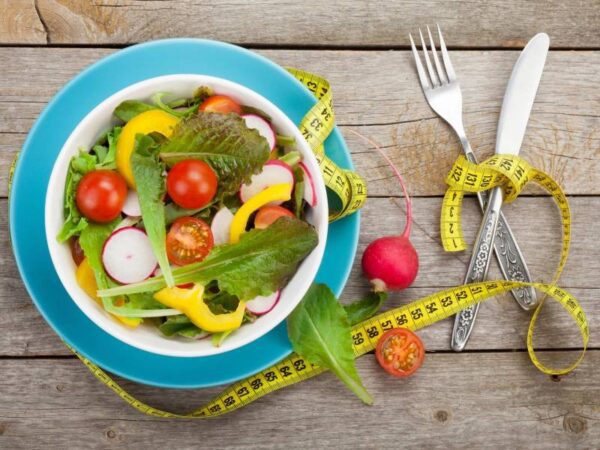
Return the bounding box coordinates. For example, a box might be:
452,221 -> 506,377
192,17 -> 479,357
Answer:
288,284 -> 373,405
159,112 -> 270,197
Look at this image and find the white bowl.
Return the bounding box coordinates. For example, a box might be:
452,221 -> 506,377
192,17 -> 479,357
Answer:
45,75 -> 328,357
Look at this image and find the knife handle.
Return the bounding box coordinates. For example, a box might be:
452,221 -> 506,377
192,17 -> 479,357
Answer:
451,186 -> 503,352
463,148 -> 537,310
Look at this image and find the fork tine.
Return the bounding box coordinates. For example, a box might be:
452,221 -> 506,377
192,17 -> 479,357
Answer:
427,25 -> 448,84
409,33 -> 431,90
419,28 -> 439,87
437,24 -> 456,82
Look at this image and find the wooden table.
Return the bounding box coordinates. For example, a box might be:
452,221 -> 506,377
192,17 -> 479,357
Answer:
2,1 -> 599,448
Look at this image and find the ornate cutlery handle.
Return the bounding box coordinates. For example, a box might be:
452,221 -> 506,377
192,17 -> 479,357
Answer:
451,186 -> 503,351
463,148 -> 537,310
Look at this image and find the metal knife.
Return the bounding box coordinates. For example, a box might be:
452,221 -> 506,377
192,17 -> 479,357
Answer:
451,33 -> 550,351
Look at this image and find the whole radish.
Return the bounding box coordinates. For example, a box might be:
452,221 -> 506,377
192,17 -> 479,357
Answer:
349,130 -> 419,292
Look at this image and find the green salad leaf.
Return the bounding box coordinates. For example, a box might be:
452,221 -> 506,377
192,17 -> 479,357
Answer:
159,112 -> 270,197
159,315 -> 206,338
79,221 -> 118,290
57,127 -> 121,243
288,284 -> 373,405
103,292 -> 174,318
131,133 -> 174,287
293,166 -> 305,219
344,292 -> 388,326
97,217 -> 318,300
114,100 -> 155,122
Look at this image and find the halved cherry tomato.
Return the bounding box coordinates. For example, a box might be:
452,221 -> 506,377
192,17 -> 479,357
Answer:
167,160 -> 218,209
76,170 -> 127,223
198,95 -> 242,114
375,328 -> 425,377
254,205 -> 294,229
166,217 -> 214,266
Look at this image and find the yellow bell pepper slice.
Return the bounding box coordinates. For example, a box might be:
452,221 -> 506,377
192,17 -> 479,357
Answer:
229,183 -> 292,243
75,258 -> 141,328
116,109 -> 179,188
154,284 -> 246,333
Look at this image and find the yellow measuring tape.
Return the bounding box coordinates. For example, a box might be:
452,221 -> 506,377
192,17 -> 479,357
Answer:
9,72 -> 587,419
287,68 -> 367,221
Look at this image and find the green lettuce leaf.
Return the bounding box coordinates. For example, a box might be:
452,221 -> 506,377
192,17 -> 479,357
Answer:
97,217 -> 318,300
288,283 -> 373,405
131,134 -> 174,287
159,112 -> 270,197
78,220 -> 118,291
114,100 -> 155,122
56,127 -> 121,243
344,292 -> 388,326
159,315 -> 206,338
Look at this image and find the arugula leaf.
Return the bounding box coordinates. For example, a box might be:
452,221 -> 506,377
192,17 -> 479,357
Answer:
159,112 -> 270,197
288,284 -> 373,405
344,292 -> 388,326
131,134 -> 174,287
114,100 -> 155,122
159,315 -> 206,338
97,217 -> 318,300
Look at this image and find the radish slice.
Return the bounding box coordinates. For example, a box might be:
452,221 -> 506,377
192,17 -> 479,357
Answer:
115,216 -> 139,230
299,162 -> 317,207
242,114 -> 276,150
240,160 -> 294,205
102,227 -> 158,284
211,207 -> 234,245
245,291 -> 280,316
122,190 -> 142,217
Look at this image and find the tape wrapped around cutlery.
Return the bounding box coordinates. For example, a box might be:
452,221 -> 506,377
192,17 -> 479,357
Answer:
8,77 -> 587,419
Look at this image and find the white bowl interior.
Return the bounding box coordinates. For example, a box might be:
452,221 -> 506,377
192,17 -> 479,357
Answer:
45,74 -> 328,357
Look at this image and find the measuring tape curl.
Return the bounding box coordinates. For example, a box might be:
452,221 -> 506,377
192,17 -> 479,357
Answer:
287,68 -> 367,221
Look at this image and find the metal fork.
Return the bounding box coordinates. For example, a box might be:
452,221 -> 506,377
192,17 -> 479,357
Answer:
409,26 -> 537,312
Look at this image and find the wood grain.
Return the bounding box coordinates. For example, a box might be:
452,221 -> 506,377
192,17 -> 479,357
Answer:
0,0 -> 47,44
3,0 -> 600,48
3,197 -> 597,356
1,353 -> 598,449
1,48 -> 599,196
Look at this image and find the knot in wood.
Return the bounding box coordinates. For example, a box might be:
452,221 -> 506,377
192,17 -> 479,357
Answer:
435,410 -> 449,423
563,413 -> 587,434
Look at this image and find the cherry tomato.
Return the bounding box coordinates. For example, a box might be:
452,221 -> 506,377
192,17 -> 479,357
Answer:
375,328 -> 425,377
254,205 -> 295,229
70,238 -> 85,266
166,217 -> 214,266
76,170 -> 127,223
167,160 -> 218,209
199,95 -> 242,114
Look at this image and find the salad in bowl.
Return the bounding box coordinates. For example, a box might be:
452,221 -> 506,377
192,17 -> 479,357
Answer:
45,75 -> 327,357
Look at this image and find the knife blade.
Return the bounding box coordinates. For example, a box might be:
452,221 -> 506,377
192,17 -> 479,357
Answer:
450,33 -> 550,351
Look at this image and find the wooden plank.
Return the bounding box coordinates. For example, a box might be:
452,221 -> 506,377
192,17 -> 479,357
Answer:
0,0 -> 47,44
0,353 -> 598,448
2,197 -> 597,356
0,48 -> 599,196
4,0 -> 600,48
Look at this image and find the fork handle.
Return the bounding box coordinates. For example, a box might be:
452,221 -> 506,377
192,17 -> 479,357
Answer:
460,140 -> 537,310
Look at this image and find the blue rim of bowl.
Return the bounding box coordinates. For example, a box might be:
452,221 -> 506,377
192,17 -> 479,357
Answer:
9,38 -> 360,388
